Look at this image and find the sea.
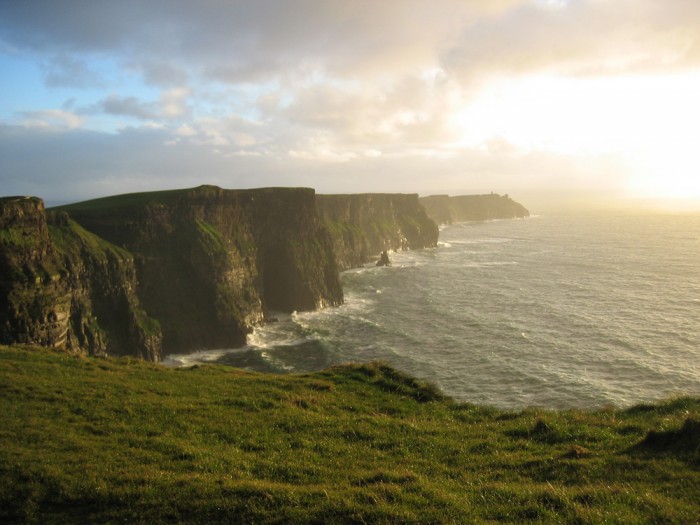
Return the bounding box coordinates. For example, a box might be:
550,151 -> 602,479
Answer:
165,212 -> 700,410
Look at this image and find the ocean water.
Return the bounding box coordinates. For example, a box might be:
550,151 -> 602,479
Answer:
165,213 -> 700,410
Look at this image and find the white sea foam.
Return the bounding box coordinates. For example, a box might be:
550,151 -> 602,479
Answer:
162,348 -> 236,368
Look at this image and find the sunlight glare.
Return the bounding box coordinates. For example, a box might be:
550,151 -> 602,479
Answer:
451,72 -> 700,204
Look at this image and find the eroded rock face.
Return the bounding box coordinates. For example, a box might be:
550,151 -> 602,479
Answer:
1,186 -> 449,359
0,197 -> 161,359
316,193 -> 439,270
60,186 -> 343,355
0,197 -> 70,349
419,194 -> 530,225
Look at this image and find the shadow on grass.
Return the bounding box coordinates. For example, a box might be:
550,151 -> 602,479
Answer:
630,418 -> 700,466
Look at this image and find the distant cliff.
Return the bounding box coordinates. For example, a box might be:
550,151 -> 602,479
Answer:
0,197 -> 161,359
317,194 -> 439,270
419,194 -> 529,224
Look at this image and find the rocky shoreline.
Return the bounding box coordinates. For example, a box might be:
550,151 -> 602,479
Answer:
1,186 -> 528,361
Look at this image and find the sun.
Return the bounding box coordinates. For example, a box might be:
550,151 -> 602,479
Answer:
449,71 -> 700,206
616,77 -> 700,205
625,137 -> 700,202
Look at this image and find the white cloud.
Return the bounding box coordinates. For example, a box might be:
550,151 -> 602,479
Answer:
441,0 -> 700,80
174,124 -> 197,137
160,87 -> 191,118
19,109 -> 84,130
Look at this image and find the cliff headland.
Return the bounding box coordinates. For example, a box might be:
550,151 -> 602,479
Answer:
1,186 -> 528,361
420,193 -> 530,224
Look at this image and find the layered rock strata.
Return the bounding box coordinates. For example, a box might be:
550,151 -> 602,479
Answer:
0,196 -> 161,359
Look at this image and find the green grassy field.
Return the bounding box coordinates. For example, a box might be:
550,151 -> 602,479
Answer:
1,345 -> 698,524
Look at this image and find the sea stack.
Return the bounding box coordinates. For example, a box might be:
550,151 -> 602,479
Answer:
376,251 -> 391,267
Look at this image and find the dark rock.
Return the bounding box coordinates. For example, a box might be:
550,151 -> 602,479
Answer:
376,251 -> 391,267
0,196 -> 161,360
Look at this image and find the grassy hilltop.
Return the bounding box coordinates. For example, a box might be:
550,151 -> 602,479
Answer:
1,345 -> 699,524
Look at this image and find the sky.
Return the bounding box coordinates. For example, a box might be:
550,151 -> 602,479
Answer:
1,0 -> 700,210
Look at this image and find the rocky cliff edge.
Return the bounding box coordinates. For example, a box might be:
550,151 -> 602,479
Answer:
2,187 -> 482,360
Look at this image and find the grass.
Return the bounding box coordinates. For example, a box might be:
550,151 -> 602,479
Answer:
1,345 -> 698,524
194,219 -> 227,256
47,212 -> 133,261
52,187 -> 190,214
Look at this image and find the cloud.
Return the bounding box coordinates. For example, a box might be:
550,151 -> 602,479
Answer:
166,115 -> 266,150
127,60 -> 189,87
19,109 -> 84,130
99,95 -> 159,120
1,0 -> 698,206
441,0 -> 700,80
160,87 -> 191,118
3,0 -> 698,87
5,1 -> 699,134
257,68 -> 462,160
41,54 -> 104,88
93,88 -> 191,121
0,119 -> 628,209
0,1 -> 523,86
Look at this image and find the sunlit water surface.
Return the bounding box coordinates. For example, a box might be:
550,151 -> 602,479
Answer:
165,213 -> 700,409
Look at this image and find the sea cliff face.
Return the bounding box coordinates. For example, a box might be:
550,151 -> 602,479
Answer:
59,186 -> 343,355
420,194 -> 529,224
1,186 -> 467,360
0,197 -> 161,359
317,194 -> 439,270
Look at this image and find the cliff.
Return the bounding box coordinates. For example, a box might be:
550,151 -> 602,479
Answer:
0,197 -> 161,359
316,194 -> 439,270
2,186 -> 443,359
57,186 -> 343,355
419,194 -> 529,224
